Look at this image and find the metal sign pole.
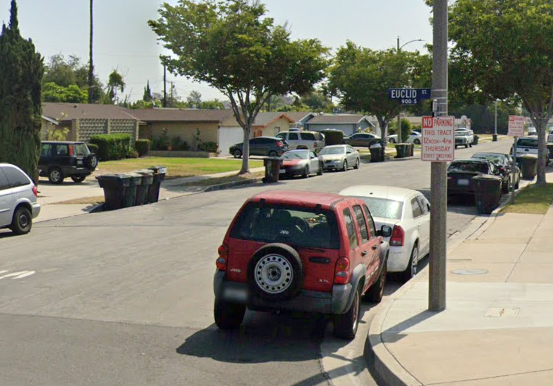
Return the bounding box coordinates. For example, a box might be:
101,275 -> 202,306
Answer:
511,137 -> 517,203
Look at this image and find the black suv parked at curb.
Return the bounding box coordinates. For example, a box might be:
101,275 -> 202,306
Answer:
38,141 -> 98,184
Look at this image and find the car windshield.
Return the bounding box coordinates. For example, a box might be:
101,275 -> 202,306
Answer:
74,143 -> 90,156
351,197 -> 403,220
448,162 -> 488,173
472,154 -> 505,165
282,151 -> 308,160
230,203 -> 340,249
320,147 -> 345,155
455,131 -> 468,136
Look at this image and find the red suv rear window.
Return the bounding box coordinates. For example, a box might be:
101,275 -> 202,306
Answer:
230,203 -> 340,249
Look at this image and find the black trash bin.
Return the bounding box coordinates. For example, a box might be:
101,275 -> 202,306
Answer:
472,175 -> 502,215
96,174 -> 131,211
407,143 -> 414,156
369,146 -> 383,162
123,173 -> 142,208
492,134 -> 498,142
147,166 -> 167,203
473,135 -> 479,145
262,157 -> 283,183
395,143 -> 409,158
520,155 -> 538,180
134,169 -> 154,206
547,143 -> 553,160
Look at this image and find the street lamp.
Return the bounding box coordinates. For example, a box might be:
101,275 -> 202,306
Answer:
396,37 -> 424,143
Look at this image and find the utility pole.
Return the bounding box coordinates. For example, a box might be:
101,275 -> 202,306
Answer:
493,100 -> 498,141
88,0 -> 94,104
397,37 -> 402,143
170,81 -> 174,108
429,0 -> 448,312
163,64 -> 167,108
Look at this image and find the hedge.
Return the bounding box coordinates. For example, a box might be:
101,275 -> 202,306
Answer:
86,143 -> 99,155
88,134 -> 131,161
135,139 -> 150,157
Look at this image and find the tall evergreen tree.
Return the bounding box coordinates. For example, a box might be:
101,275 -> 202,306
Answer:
143,80 -> 152,102
0,1 -> 44,181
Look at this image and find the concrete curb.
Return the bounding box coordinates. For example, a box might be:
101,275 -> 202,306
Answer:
203,177 -> 262,192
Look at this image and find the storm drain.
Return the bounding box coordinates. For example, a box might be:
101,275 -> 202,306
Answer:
451,269 -> 488,275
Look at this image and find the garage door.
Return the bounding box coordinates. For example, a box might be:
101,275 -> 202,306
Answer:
218,127 -> 246,156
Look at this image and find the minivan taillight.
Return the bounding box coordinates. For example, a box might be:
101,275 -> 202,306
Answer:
277,141 -> 284,148
68,145 -> 74,156
32,186 -> 38,197
390,225 -> 405,247
216,244 -> 229,271
334,257 -> 350,284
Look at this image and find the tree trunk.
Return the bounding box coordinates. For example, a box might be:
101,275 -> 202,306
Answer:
239,125 -> 251,174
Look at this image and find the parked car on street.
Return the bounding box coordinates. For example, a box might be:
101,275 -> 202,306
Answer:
454,129 -> 474,149
38,141 -> 98,184
339,186 -> 430,282
447,159 -> 498,198
275,131 -> 325,151
279,150 -> 323,178
527,126 -> 537,136
0,163 -> 41,235
471,152 -> 521,192
318,145 -> 360,171
343,132 -> 380,147
230,136 -> 288,158
213,190 -> 391,339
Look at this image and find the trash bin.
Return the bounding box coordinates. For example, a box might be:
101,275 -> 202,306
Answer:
147,166 -> 167,203
134,169 -> 154,206
472,175 -> 502,215
547,143 -> 553,160
473,135 -> 479,145
395,143 -> 409,158
370,146 -> 383,162
123,173 -> 142,208
262,157 -> 283,183
96,174 -> 131,211
407,143 -> 414,156
492,134 -> 498,142
520,155 -> 538,180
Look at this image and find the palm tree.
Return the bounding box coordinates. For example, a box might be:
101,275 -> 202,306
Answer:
88,0 -> 94,103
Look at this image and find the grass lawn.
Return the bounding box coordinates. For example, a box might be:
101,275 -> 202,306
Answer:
501,183 -> 553,214
95,157 -> 263,179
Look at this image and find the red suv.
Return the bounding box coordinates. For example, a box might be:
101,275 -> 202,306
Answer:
213,190 -> 391,340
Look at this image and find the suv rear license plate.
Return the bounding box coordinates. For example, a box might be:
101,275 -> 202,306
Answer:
77,160 -> 83,165
279,169 -> 286,174
457,179 -> 469,186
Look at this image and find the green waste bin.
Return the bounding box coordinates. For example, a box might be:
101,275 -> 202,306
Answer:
473,135 -> 479,145
472,175 -> 502,215
134,170 -> 154,206
520,155 -> 538,180
147,166 -> 167,203
262,157 -> 283,183
123,173 -> 142,208
395,143 -> 409,158
96,174 -> 131,211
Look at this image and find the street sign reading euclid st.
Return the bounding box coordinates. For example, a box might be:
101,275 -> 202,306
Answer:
421,116 -> 455,162
388,88 -> 431,105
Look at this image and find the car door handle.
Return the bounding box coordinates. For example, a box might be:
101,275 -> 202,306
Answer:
362,251 -> 368,256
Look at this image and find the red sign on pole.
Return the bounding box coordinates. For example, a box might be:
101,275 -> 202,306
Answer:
508,115 -> 525,137
421,116 -> 455,162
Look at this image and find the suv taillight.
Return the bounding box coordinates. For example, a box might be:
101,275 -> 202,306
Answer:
216,244 -> 229,271
68,145 -> 74,156
277,141 -> 284,148
390,225 -> 405,247
32,186 -> 38,197
334,257 -> 350,284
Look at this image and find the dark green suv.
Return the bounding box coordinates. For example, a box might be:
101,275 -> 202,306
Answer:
38,141 -> 98,184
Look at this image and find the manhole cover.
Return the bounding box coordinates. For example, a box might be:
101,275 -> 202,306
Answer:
451,269 -> 488,275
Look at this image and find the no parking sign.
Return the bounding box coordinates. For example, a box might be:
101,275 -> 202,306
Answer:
421,116 -> 455,162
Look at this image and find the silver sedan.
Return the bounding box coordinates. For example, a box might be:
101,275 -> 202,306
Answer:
319,145 -> 360,171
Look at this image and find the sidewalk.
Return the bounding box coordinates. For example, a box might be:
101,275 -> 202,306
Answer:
369,174 -> 553,385
35,167 -> 265,223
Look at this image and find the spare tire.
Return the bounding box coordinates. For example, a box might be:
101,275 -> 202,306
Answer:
248,243 -> 303,301
85,154 -> 98,171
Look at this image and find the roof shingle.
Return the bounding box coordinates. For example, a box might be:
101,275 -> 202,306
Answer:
42,103 -> 139,121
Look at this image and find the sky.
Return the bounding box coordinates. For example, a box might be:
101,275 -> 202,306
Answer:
0,0 -> 433,102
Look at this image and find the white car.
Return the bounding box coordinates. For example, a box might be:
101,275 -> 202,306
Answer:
387,131 -> 422,144
318,145 -> 360,171
338,185 -> 430,282
0,163 -> 41,235
527,126 -> 537,136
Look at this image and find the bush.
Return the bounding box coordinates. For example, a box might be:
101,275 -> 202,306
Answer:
199,141 -> 218,153
127,148 -> 139,158
135,139 -> 150,157
86,143 -> 99,154
88,134 -> 131,161
321,129 -> 344,146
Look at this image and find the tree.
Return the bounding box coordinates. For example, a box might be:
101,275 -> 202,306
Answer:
149,0 -> 328,174
300,90 -> 334,112
42,82 -> 87,103
329,42 -> 420,144
201,99 -> 225,110
143,80 -> 152,102
0,0 -> 44,181
449,0 -> 553,185
103,70 -> 125,104
187,90 -> 202,107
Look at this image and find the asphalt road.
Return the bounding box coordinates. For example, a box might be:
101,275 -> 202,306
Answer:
0,139 -> 511,386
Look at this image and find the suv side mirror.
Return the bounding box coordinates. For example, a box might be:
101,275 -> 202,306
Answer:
378,225 -> 392,238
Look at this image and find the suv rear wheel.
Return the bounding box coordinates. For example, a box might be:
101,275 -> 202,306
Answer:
48,167 -> 64,184
333,285 -> 361,340
248,244 -> 303,301
214,299 -> 246,330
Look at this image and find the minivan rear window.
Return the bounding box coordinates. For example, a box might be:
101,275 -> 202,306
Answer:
230,203 -> 340,249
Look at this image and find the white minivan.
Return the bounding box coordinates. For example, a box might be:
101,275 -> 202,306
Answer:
0,163 -> 41,235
